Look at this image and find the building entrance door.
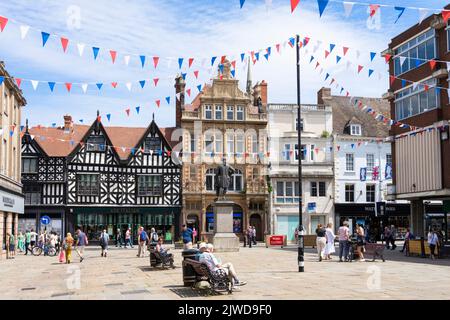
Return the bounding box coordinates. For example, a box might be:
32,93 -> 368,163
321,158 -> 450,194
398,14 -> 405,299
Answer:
250,214 -> 263,241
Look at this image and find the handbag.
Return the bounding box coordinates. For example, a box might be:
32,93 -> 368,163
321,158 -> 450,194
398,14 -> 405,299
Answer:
59,250 -> 65,263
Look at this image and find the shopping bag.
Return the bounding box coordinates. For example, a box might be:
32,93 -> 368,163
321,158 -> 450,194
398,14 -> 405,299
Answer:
59,250 -> 65,263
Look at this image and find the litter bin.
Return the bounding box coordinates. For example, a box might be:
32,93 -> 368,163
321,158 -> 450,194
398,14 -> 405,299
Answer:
182,248 -> 199,287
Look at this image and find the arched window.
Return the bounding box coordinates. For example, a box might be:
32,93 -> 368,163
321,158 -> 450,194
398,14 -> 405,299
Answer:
214,132 -> 223,154
204,133 -> 213,153
205,168 -> 215,191
229,169 -> 243,191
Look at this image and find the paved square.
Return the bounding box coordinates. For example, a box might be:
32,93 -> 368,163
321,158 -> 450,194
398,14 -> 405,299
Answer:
1,244 -> 449,300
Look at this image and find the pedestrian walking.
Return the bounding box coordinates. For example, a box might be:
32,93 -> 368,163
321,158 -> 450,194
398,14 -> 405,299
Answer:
356,224 -> 366,262
246,226 -> 252,248
115,228 -> 123,247
75,229 -> 88,262
125,228 -> 132,248
315,224 -> 326,261
137,226 -> 148,258
252,226 -> 257,245
63,233 -> 74,264
428,229 -> 439,260
24,230 -> 31,255
324,223 -> 336,260
100,229 -> 109,257
5,233 -> 12,259
17,232 -> 25,253
338,221 -> 350,262
389,225 -> 397,250
29,229 -> 38,249
181,224 -> 193,249
400,228 -> 414,253
384,226 -> 391,249
9,232 -> 16,258
150,228 -> 159,245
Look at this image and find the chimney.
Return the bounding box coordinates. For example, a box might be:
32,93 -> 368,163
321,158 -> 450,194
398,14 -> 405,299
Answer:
174,75 -> 186,128
317,87 -> 331,105
63,114 -> 73,132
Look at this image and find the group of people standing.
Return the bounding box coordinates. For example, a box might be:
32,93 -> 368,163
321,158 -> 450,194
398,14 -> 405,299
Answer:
244,226 -> 257,248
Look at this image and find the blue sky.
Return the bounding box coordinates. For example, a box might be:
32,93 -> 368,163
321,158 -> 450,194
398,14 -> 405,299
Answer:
0,0 -> 448,128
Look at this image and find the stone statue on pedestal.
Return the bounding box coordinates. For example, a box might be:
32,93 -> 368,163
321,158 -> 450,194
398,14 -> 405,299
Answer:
214,158 -> 235,200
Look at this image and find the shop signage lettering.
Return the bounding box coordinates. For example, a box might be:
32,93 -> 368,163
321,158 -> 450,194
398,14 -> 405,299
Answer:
3,196 -> 15,207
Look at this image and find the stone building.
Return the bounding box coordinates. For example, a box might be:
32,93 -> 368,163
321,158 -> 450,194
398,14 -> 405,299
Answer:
0,61 -> 26,259
178,60 -> 269,241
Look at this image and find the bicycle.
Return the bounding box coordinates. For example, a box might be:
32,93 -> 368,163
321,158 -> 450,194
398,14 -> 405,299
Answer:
32,243 -> 57,256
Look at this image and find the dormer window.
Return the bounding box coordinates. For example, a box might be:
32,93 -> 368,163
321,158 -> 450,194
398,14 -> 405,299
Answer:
205,105 -> 212,119
144,137 -> 161,153
350,124 -> 361,136
87,136 -> 106,151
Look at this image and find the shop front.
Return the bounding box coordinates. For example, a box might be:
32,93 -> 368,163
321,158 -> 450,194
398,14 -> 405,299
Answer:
335,203 -> 410,241
19,207 -> 66,235
424,203 -> 447,243
72,206 -> 181,244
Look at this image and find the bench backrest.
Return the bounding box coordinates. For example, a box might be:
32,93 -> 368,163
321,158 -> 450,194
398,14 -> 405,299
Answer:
185,258 -> 210,276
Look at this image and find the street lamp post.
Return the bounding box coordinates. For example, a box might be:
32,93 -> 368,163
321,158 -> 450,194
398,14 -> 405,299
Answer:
296,34 -> 305,272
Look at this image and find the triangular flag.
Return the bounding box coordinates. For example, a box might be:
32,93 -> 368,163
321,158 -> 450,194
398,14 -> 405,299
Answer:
211,56 -> 217,66
412,82 -> 418,90
140,55 -> 146,68
219,64 -> 224,74
178,58 -> 183,69
317,0 -> 329,17
197,84 -> 202,92
399,56 -> 407,66
368,69 -> 374,77
384,53 -> 392,63
111,82 -> 118,88
153,56 -> 159,68
188,58 -> 194,68
106,114 -> 111,122
41,32 -> 50,47
231,69 -> 235,77
153,78 -> 159,86
126,82 -> 132,91
15,78 -> 22,88
176,92 -> 181,101
81,83 -> 88,93
96,83 -> 103,90
370,52 -> 376,61
394,7 -> 406,23
194,70 -> 199,79
240,53 -> 246,62
325,73 -> 330,81
181,72 -> 187,80
156,100 -> 161,108
330,43 -> 335,53
0,76 -> 3,86
418,8 -> 429,24
136,106 -> 140,114
187,88 -> 191,97
166,96 -> 170,105
430,60 -> 437,70
92,47 -> 100,60
221,55 -> 226,64
255,52 -> 260,60
343,47 -> 349,56
19,25 -> 30,39
309,56 -> 314,63
77,43 -> 85,57
336,56 -> 341,64
139,80 -> 146,89
264,53 -> 269,60
343,1 -> 354,17
240,0 -> 245,8
31,80 -> 39,91
65,83 -> 72,92
48,82 -> 56,92
291,0 -> 300,13
125,108 -> 130,116
109,50 -> 117,63
442,10 -> 450,23
124,55 -> 130,66
0,16 -> 8,32
324,50 -> 330,59
369,4 -> 380,17
60,37 -> 69,52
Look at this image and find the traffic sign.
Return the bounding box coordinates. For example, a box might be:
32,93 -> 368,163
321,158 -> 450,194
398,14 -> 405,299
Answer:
40,215 -> 51,225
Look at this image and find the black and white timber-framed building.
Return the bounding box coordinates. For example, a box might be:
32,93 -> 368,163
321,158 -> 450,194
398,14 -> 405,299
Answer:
20,113 -> 181,242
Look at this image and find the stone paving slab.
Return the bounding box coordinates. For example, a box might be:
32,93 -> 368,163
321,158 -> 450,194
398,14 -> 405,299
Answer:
1,244 -> 450,300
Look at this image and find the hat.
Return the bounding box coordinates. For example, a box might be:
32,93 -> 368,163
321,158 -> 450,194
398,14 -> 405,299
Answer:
199,242 -> 207,250
206,243 -> 214,249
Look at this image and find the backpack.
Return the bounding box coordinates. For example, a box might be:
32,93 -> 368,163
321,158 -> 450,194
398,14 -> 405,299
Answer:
152,232 -> 159,242
140,231 -> 148,242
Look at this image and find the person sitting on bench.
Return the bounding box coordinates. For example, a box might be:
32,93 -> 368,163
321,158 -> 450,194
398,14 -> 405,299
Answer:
198,243 -> 246,290
155,237 -> 174,266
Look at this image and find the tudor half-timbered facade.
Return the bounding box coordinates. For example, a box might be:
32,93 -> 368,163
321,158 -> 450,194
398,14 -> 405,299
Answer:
21,114 -> 181,242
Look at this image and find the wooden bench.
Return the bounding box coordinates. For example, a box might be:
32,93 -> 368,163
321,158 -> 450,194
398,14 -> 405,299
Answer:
184,258 -> 232,294
303,235 -> 317,248
364,243 -> 386,262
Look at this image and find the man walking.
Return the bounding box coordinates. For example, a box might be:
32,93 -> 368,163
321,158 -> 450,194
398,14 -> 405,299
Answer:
338,221 -> 350,262
115,228 -> 123,248
100,229 -> 109,257
181,224 -> 193,249
137,226 -> 148,258
252,226 -> 257,245
75,229 -> 88,263
29,229 -> 38,249
389,225 -> 397,250
125,228 -> 132,248
24,230 -> 31,255
246,226 -> 252,248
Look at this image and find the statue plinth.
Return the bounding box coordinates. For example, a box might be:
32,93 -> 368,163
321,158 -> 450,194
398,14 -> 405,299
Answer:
212,200 -> 240,252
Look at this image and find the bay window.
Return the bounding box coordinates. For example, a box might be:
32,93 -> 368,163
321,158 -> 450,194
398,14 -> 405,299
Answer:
394,79 -> 438,120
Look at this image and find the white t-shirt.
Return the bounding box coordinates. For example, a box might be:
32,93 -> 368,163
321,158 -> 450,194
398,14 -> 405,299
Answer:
428,233 -> 438,245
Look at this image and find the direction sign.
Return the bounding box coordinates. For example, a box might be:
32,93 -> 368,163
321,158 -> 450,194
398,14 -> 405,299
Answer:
40,215 -> 51,226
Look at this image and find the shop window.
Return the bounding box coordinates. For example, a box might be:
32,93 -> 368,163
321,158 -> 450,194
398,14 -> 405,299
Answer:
137,175 -> 162,196
77,174 -> 100,196
86,136 -> 106,152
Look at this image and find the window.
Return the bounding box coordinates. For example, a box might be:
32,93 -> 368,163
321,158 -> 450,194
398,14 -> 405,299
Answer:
215,105 -> 222,120
310,144 -> 315,161
345,184 -> 355,202
86,136 -> 106,152
214,133 -> 223,153
296,118 -> 304,131
319,181 -> 326,197
386,154 -> 392,167
227,106 -> 234,120
205,105 -> 212,119
236,134 -> 244,154
283,144 -> 291,161
77,174 -> 99,196
295,144 -> 306,161
252,168 -> 259,180
138,175 -> 162,196
394,79 -> 438,120
366,184 -> 376,202
190,134 -> 196,152
226,134 -> 234,154
366,154 -> 375,171
189,166 -> 197,181
206,169 -> 215,191
204,133 -> 213,153
393,29 -> 435,76
229,169 -> 243,191
24,185 -> 40,205
310,182 -> 318,197
251,134 -> 258,153
236,106 -> 244,120
276,181 -> 300,203
22,158 -> 38,173
350,124 -> 361,136
144,137 -> 161,153
346,153 -> 354,171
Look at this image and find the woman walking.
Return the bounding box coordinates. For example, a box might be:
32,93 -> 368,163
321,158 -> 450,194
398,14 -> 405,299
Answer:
324,223 -> 336,260
100,229 -> 109,257
315,224 -> 327,262
63,233 -> 74,264
356,224 -> 366,262
18,232 -> 25,253
428,229 -> 439,260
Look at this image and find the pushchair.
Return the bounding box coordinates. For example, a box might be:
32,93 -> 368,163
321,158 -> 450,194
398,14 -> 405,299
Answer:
347,238 -> 359,262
